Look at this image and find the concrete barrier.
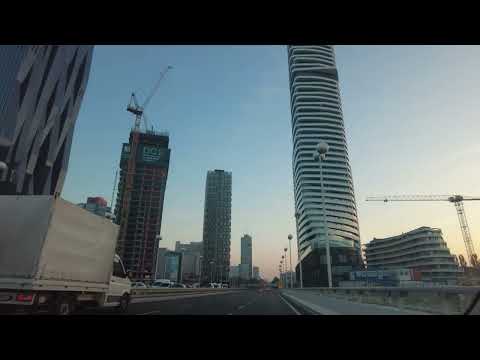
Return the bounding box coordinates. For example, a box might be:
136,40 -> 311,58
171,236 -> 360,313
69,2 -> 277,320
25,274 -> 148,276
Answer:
283,287 -> 480,315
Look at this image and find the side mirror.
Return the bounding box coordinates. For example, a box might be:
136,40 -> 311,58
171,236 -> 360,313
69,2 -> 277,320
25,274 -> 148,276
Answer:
127,270 -> 133,278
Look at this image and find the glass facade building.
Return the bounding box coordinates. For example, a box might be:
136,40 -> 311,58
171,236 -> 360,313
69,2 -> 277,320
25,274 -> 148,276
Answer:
287,45 -> 362,286
240,234 -> 253,280
0,45 -> 94,195
202,169 -> 232,283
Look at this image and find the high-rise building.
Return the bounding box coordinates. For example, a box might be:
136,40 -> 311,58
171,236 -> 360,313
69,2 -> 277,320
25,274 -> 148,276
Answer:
155,248 -> 182,283
365,227 -> 461,285
253,266 -> 260,280
114,130 -> 171,281
239,264 -> 251,280
202,169 -> 232,283
240,234 -> 253,280
287,45 -> 362,287
175,241 -> 203,282
78,196 -> 112,218
0,45 -> 94,195
229,265 -> 240,279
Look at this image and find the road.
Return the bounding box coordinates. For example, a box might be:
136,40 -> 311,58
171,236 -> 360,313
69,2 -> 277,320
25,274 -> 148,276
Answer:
80,288 -> 303,315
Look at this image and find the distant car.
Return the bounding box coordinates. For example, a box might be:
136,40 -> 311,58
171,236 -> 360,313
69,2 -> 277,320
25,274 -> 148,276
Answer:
172,283 -> 186,288
151,279 -> 172,288
131,282 -> 147,289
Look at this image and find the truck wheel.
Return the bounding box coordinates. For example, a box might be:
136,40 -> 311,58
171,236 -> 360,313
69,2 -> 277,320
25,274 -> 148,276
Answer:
56,296 -> 75,315
117,294 -> 130,313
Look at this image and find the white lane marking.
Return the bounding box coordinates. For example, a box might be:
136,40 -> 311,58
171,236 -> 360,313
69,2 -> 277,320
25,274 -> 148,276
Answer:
136,291 -> 243,315
133,291 -> 241,305
227,313 -> 233,315
279,294 -> 301,315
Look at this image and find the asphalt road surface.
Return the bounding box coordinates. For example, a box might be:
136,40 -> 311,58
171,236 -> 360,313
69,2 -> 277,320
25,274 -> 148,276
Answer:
80,288 -> 303,315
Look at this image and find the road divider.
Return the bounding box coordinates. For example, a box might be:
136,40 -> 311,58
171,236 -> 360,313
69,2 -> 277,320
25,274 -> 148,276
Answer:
282,287 -> 480,315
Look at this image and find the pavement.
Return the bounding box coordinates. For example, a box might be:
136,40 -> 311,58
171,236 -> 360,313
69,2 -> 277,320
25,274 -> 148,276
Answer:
79,288 -> 304,315
281,290 -> 430,315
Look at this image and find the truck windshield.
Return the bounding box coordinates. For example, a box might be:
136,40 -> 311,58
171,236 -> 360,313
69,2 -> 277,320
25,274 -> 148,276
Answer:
113,260 -> 126,278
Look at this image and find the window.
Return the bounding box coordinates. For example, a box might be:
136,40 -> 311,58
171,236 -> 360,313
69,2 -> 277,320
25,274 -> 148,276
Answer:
113,259 -> 126,278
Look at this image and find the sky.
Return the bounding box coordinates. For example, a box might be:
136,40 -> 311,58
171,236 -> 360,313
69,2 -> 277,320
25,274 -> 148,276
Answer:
62,45 -> 480,281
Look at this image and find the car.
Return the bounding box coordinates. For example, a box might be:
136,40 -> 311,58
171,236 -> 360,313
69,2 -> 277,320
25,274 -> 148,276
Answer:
171,283 -> 186,288
151,279 -> 172,288
131,282 -> 147,289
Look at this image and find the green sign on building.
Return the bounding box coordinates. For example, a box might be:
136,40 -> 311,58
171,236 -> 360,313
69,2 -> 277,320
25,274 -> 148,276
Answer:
138,144 -> 169,165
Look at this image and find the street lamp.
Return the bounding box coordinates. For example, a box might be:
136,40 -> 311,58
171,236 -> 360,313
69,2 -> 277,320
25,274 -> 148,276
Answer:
313,141 -> 332,288
0,161 -> 8,182
288,234 -> 296,289
153,235 -> 162,282
198,255 -> 203,286
209,260 -> 215,284
280,259 -> 284,288
283,247 -> 289,288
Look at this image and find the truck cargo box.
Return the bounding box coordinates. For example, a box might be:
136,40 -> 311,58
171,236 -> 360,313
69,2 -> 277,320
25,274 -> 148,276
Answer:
0,196 -> 119,291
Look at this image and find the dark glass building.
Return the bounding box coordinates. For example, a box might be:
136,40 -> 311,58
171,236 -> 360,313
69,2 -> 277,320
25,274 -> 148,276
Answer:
114,130 -> 171,281
0,45 -> 94,195
202,169 -> 232,284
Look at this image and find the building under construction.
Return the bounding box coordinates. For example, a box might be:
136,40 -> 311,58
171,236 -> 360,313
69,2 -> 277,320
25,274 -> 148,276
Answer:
114,129 -> 170,281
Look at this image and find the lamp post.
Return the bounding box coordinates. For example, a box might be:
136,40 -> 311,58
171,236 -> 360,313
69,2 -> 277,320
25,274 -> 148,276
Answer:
294,213 -> 304,288
198,255 -> 203,286
288,234 -> 296,288
284,247 -> 289,288
154,235 -> 162,282
314,141 -> 333,288
209,260 -> 215,284
278,264 -> 282,286
280,260 -> 285,287
0,161 -> 8,182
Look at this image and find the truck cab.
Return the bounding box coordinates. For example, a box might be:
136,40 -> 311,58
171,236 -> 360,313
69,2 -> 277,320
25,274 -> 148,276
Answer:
105,254 -> 132,311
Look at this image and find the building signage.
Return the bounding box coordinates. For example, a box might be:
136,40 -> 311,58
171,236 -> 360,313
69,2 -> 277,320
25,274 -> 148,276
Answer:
137,144 -> 169,165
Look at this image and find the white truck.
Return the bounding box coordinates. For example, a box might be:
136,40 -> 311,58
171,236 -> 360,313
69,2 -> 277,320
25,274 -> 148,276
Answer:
0,195 -> 131,315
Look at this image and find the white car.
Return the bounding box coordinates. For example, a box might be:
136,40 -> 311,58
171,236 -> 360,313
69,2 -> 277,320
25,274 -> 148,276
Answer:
131,282 -> 147,289
151,279 -> 172,288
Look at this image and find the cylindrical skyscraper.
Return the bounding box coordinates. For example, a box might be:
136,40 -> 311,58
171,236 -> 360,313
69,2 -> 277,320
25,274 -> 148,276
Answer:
287,45 -> 361,287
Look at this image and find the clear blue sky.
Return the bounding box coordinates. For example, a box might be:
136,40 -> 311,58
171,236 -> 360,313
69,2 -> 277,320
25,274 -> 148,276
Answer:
63,46 -> 480,280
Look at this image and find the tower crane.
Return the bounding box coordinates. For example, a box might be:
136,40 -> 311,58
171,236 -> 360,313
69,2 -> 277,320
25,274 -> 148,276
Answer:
117,65 -> 172,280
127,65 -> 173,132
366,194 -> 480,267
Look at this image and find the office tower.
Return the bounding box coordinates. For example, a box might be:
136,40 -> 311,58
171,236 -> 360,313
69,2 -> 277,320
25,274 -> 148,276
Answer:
0,45 -> 94,195
229,265 -> 240,279
202,169 -> 232,283
155,249 -> 183,283
175,241 -> 203,282
114,130 -> 171,281
287,45 -> 362,286
253,266 -> 260,280
240,234 -> 253,280
78,196 -> 112,218
365,227 -> 461,285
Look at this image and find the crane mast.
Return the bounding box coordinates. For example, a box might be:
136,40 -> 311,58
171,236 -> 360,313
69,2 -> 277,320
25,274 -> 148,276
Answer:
366,194 -> 479,267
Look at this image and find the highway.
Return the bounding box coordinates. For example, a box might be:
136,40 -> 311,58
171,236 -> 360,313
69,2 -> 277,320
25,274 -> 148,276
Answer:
79,288 -> 303,315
